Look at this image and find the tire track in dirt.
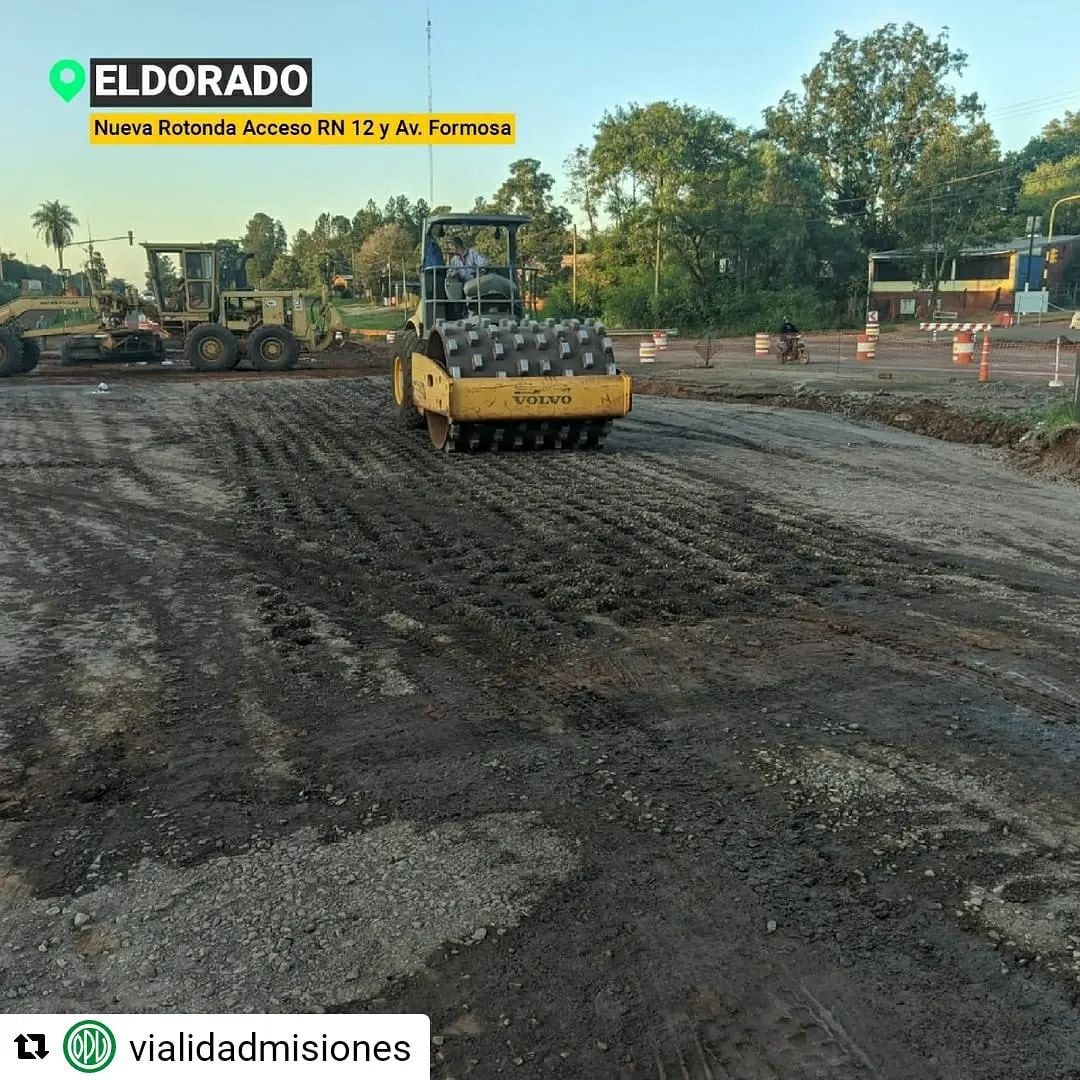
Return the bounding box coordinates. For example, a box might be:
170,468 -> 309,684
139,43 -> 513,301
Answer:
194,380 -> 1080,734
6,378 -> 1080,1075
0,392 -> 347,892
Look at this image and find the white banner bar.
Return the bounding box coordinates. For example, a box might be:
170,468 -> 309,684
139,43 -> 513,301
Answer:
1,1015 -> 430,1078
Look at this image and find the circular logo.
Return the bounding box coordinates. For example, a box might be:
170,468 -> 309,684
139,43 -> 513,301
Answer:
63,1020 -> 116,1073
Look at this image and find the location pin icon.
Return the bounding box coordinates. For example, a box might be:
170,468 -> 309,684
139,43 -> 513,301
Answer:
50,59 -> 86,102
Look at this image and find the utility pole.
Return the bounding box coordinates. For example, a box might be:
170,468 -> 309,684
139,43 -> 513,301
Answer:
572,224 -> 577,309
66,228 -> 135,296
426,7 -> 434,207
1024,215 -> 1041,291
654,216 -> 661,301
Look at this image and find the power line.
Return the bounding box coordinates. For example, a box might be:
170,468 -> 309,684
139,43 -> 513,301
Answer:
985,87 -> 1080,118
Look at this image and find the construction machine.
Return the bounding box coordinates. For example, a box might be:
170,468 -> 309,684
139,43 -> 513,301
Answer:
391,213 -> 632,451
142,243 -> 342,371
0,289 -> 161,377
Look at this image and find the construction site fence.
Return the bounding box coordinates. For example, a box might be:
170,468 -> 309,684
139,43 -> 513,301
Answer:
622,329 -> 1080,387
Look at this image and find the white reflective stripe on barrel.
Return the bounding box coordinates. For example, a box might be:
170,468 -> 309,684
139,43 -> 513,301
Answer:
952,331 -> 974,364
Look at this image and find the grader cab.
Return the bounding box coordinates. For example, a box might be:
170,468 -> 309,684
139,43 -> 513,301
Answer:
142,243 -> 341,371
391,213 -> 632,452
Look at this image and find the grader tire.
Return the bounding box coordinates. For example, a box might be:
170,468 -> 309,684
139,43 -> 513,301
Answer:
186,324 -> 240,372
0,329 -> 24,376
392,328 -> 426,430
249,325 -> 299,372
19,337 -> 41,373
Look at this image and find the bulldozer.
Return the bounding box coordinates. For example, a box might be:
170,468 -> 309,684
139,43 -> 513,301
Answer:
391,213 -> 632,451
142,243 -> 342,370
0,289 -> 161,377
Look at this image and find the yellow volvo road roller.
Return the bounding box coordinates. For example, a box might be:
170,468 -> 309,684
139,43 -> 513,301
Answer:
391,213 -> 632,451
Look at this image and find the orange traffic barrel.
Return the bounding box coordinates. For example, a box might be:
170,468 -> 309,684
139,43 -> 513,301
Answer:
639,339 -> 656,363
754,332 -> 770,356
653,330 -> 668,351
856,334 -> 875,362
386,329 -> 397,344
952,330 -> 974,365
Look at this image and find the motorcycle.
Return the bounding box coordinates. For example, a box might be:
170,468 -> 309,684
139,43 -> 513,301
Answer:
777,333 -> 809,365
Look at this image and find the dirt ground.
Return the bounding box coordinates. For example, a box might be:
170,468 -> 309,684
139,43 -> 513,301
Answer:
3,372 -> 1080,1079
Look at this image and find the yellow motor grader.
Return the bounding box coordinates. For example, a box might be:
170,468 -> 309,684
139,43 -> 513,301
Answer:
0,289 -> 161,377
142,243 -> 342,371
391,213 -> 632,452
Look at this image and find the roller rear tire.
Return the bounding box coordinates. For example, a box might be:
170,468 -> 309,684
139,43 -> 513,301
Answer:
392,328 -> 426,430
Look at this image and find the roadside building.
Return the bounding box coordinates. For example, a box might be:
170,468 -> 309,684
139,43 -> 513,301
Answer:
868,234 -> 1080,323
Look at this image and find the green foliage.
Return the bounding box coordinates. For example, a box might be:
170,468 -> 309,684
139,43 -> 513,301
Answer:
263,253 -> 304,289
30,201 -> 79,271
893,120 -> 1008,300
355,224 -> 414,300
242,212 -> 288,283
1014,111 -> 1080,176
765,23 -> 982,244
0,281 -> 18,305
600,270 -> 655,327
1017,155 -> 1080,232
495,159 -> 570,276
0,253 -> 63,294
702,285 -> 846,335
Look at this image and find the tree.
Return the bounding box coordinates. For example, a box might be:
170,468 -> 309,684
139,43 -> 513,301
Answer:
764,23 -> 983,244
83,249 -> 108,290
263,253 -> 305,289
565,145 -> 600,237
241,212 -> 288,283
590,102 -> 738,297
355,224 -> 415,299
893,120 -> 1007,307
483,158 -> 572,277
1016,155 -> 1080,234
1014,111 -> 1080,176
31,201 -> 79,271
351,200 -> 384,249
214,238 -> 242,261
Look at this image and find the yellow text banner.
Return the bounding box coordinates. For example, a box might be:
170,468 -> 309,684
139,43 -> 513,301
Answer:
89,113 -> 516,145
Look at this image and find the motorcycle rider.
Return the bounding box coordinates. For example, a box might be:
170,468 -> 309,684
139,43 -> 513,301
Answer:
778,315 -> 799,361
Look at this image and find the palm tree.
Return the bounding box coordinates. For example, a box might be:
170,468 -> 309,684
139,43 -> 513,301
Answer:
31,201 -> 79,272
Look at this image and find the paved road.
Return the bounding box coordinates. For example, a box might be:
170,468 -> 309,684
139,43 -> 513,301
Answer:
1,378 -> 1079,1078
633,334 -> 1079,386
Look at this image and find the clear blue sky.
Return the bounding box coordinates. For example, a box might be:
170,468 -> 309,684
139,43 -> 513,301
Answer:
1,0 -> 1077,284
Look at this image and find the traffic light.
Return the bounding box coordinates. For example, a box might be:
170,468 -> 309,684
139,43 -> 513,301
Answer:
1047,247 -> 1059,264
128,231 -> 134,246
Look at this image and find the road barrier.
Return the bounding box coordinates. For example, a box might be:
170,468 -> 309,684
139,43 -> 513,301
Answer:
754,332 -> 770,357
919,322 -> 992,332
979,332 -> 991,382
386,330 -> 397,344
653,330 -> 668,351
856,334 -> 875,362
639,339 -> 656,363
952,330 -> 974,365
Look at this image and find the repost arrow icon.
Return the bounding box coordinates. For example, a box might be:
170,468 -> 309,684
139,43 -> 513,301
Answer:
15,1034 -> 48,1059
